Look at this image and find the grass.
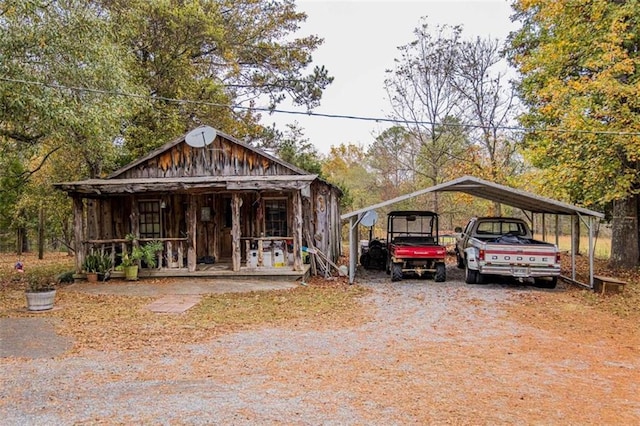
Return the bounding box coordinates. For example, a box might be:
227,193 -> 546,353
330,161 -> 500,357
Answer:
0,252 -> 371,353
535,234 -> 611,259
1,251 -> 639,354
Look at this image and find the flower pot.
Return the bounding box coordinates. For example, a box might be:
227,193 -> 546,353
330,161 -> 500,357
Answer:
124,265 -> 138,281
25,290 -> 57,311
86,272 -> 98,282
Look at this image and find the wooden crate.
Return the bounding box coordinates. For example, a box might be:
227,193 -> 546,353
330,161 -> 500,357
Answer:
593,275 -> 627,295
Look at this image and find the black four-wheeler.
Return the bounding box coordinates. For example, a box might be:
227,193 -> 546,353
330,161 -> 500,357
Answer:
359,238 -> 388,270
386,211 -> 447,282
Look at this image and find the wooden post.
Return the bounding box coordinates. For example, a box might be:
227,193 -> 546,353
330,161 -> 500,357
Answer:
73,196 -> 84,273
110,242 -> 116,268
292,190 -> 303,271
231,193 -> 242,271
187,195 -> 197,272
130,197 -> 140,267
130,197 -> 140,239
38,205 -> 45,260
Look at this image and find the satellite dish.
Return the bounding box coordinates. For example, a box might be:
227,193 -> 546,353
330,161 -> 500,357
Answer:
185,126 -> 217,148
360,210 -> 378,227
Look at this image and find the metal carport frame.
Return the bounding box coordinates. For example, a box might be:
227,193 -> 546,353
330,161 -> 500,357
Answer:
342,175 -> 605,286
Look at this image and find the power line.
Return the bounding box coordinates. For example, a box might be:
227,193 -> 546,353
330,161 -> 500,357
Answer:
2,76 -> 640,137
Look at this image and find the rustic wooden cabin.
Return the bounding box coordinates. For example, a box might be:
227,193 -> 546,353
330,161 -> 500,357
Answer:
54,126 -> 342,280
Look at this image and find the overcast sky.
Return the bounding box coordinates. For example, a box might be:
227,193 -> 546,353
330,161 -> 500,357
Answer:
260,0 -> 519,154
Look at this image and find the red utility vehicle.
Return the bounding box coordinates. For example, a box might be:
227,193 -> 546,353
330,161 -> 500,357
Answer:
386,210 -> 447,282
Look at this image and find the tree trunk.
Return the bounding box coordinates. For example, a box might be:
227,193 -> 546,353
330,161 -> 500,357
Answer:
572,215 -> 581,255
493,201 -> 501,216
38,206 -> 45,260
609,195 -> 639,269
16,227 -> 28,255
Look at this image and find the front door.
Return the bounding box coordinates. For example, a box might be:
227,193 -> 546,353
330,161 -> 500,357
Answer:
220,196 -> 232,259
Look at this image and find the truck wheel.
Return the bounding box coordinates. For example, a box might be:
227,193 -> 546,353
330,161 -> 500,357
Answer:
456,251 -> 464,269
391,263 -> 403,282
535,277 -> 557,289
434,263 -> 446,282
465,264 -> 478,284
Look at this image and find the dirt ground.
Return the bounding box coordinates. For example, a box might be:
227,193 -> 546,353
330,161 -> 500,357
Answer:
1,257 -> 639,424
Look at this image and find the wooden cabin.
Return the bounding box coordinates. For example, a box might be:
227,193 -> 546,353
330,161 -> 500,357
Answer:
54,126 -> 342,280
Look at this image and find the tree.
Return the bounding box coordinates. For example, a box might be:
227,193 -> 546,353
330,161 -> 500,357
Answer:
99,0 -> 333,160
269,123 -> 323,175
384,21 -> 463,211
0,0 -> 333,253
384,19 -> 521,214
508,0 -> 640,268
453,37 -> 521,180
322,143 -> 378,212
367,126 -> 420,197
0,0 -> 138,251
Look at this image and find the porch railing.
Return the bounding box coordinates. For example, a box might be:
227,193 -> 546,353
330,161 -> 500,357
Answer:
83,238 -> 188,270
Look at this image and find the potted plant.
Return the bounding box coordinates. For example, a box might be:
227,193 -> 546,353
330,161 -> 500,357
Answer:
97,253 -> 114,281
120,239 -> 163,281
120,251 -> 138,281
82,253 -> 101,282
25,272 -> 57,311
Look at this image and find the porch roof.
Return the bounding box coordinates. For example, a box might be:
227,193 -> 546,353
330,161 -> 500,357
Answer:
54,174 -> 318,196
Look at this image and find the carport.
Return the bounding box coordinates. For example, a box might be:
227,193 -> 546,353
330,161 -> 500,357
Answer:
342,175 -> 605,286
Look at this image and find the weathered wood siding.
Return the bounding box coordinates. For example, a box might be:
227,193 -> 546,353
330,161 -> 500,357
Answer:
74,129 -> 343,273
310,181 -> 342,262
119,137 -> 293,179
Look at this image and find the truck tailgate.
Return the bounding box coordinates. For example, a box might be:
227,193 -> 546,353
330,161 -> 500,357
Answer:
483,244 -> 557,267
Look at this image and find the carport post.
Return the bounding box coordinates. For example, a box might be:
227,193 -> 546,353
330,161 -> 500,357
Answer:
576,213 -> 596,288
588,215 -> 594,288
571,215 -> 576,282
348,216 -> 358,284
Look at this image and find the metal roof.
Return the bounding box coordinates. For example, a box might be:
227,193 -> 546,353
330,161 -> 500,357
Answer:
342,175 -> 604,220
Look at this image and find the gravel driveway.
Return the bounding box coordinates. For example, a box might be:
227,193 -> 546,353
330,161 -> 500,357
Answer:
2,266 -> 639,425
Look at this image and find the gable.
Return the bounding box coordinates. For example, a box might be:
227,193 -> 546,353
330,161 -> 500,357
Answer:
108,126 -> 308,180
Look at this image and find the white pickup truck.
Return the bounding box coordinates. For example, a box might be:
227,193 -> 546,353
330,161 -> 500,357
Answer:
454,217 -> 561,288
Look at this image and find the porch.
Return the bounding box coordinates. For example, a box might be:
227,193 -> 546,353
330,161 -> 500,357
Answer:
83,237 -> 310,282
109,262 -> 311,281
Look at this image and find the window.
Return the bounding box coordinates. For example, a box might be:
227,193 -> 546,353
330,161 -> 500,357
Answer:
264,199 -> 287,236
476,221 -> 526,236
139,201 -> 161,239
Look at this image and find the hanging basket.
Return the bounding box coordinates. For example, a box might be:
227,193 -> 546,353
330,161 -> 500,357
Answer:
25,290 -> 57,311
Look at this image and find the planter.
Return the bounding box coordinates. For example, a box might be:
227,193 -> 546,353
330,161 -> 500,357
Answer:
124,265 -> 138,281
25,290 -> 57,311
86,272 -> 98,282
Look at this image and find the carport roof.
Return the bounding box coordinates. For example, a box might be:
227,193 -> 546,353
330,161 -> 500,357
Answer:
342,175 -> 604,219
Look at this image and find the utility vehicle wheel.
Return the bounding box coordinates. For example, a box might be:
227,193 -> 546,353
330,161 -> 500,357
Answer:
434,262 -> 446,282
456,251 -> 465,269
385,259 -> 391,275
391,263 -> 403,282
